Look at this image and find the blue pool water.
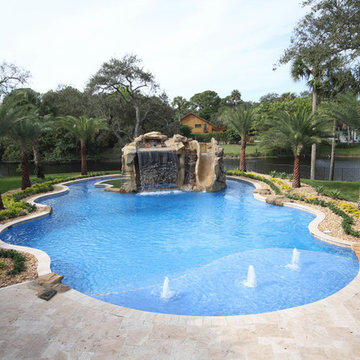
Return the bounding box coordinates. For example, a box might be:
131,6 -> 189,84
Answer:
1,179 -> 358,316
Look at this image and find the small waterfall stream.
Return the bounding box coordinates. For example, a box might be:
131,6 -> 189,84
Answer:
137,148 -> 178,190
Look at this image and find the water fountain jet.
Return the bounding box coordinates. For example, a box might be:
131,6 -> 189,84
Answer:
243,265 -> 257,288
286,248 -> 300,271
161,276 -> 175,300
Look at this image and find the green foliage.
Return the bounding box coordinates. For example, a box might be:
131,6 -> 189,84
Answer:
87,54 -> 159,137
221,106 -> 256,139
255,95 -> 312,131
227,169 -> 281,195
59,115 -> 108,143
189,90 -> 221,121
171,96 -> 191,120
0,261 -> 5,269
314,185 -> 324,195
179,124 -> 192,138
0,249 -> 26,275
259,108 -> 329,157
323,93 -> 360,131
104,179 -> 122,188
302,179 -> 360,202
326,189 -> 342,199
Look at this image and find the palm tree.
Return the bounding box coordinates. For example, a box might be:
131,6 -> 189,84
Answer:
59,115 -> 108,175
8,115 -> 40,189
324,93 -> 360,208
0,105 -> 19,208
3,89 -> 44,189
223,106 -> 256,172
260,108 -> 329,188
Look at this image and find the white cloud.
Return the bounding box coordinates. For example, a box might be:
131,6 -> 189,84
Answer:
0,0 -> 309,102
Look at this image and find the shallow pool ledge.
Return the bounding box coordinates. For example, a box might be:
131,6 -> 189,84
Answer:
0,174 -> 121,276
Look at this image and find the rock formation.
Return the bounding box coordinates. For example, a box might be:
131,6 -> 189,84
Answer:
120,132 -> 226,193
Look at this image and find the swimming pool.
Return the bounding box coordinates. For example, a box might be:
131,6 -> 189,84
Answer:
1,178 -> 358,315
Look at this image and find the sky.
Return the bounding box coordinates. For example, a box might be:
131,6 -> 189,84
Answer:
1,0 -> 309,102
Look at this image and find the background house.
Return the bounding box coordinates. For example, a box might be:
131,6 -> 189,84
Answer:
180,113 -> 226,134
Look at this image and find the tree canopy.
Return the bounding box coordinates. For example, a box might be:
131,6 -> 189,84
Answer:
0,62 -> 31,99
88,55 -> 158,137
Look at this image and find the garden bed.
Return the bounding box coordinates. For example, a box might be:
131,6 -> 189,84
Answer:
0,251 -> 38,288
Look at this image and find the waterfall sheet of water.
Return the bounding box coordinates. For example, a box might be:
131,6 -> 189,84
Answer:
137,149 -> 178,189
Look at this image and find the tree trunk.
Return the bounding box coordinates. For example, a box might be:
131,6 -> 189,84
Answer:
239,136 -> 247,172
310,89 -> 317,180
329,119 -> 336,181
32,139 -> 44,179
80,140 -> 87,175
134,103 -> 141,138
0,193 -> 4,210
292,156 -> 301,188
21,146 -> 31,190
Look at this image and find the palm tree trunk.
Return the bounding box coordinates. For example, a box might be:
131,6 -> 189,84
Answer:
240,136 -> 247,171
310,88 -> 317,180
80,140 -> 87,175
0,193 -> 4,210
32,139 -> 44,179
134,104 -> 141,138
21,145 -> 31,190
329,119 -> 336,181
292,156 -> 301,188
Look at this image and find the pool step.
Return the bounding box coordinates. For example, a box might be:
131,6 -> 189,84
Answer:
36,272 -> 71,300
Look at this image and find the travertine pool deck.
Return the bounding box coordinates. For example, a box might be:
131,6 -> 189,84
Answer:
1,274 -> 360,360
1,175 -> 360,359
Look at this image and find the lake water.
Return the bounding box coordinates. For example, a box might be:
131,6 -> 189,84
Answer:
0,157 -> 359,181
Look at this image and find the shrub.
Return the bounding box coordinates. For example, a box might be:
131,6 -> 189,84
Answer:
280,184 -> 292,191
269,170 -> 277,177
339,202 -> 358,214
326,189 -> 342,199
227,169 -> 281,195
315,185 -> 324,195
0,249 -> 26,275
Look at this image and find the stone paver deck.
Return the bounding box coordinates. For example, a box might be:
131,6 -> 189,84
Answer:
1,273 -> 360,359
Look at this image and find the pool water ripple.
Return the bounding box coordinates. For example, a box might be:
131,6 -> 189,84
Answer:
1,178 -> 358,315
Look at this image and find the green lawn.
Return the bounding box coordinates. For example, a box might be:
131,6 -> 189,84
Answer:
301,179 -> 360,202
222,143 -> 271,157
318,143 -> 360,157
0,171 -> 120,193
104,179 -> 122,188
